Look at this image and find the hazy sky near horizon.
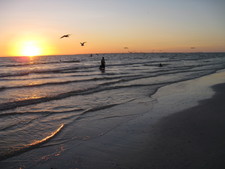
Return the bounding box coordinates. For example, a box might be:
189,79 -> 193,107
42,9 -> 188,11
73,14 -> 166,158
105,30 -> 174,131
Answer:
0,0 -> 225,56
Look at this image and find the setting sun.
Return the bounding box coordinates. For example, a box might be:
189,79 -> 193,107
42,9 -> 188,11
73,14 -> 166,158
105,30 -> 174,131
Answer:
7,36 -> 56,57
21,41 -> 41,57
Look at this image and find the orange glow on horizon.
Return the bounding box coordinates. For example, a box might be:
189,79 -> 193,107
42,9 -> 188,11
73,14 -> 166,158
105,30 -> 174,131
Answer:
7,35 -> 57,57
5,33 -> 225,57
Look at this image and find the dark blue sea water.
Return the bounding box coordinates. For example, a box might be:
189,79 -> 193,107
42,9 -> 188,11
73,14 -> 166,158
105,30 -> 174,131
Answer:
0,53 -> 225,163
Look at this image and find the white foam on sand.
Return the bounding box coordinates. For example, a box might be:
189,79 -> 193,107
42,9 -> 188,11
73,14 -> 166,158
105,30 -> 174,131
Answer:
151,69 -> 225,117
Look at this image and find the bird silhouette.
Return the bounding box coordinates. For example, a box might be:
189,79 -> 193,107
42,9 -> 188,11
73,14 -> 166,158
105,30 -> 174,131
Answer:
80,42 -> 87,46
60,34 -> 71,39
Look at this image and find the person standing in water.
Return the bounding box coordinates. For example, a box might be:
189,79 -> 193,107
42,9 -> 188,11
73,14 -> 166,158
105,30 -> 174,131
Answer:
100,57 -> 105,69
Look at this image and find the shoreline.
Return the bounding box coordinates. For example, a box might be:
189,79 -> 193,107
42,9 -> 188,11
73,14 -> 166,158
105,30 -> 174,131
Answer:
100,70 -> 225,169
1,70 -> 225,169
36,70 -> 225,169
130,82 -> 225,169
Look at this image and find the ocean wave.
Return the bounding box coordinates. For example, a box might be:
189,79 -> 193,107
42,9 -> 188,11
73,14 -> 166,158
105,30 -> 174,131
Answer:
0,68 -> 217,112
0,64 -> 211,92
0,65 -> 84,78
0,55 -> 222,80
0,59 -> 80,68
0,107 -> 84,118
0,124 -> 64,161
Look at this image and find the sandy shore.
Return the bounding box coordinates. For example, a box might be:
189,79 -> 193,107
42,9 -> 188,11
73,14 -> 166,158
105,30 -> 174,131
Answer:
1,70 -> 225,169
131,82 -> 225,169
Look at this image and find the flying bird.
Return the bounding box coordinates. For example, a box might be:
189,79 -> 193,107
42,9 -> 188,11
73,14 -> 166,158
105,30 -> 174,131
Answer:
80,42 -> 87,46
60,34 -> 71,39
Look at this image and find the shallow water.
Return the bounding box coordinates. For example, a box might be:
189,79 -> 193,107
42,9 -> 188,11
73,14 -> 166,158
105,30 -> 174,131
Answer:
0,52 -> 225,161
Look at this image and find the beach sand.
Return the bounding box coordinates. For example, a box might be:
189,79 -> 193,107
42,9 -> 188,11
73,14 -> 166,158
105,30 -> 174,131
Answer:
1,70 -> 225,169
130,81 -> 225,169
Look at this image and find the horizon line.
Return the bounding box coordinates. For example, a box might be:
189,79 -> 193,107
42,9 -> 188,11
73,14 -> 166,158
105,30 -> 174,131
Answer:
1,51 -> 225,58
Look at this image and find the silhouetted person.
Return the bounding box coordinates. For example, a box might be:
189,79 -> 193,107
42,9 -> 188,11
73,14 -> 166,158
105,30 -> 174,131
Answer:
159,63 -> 163,67
99,57 -> 105,70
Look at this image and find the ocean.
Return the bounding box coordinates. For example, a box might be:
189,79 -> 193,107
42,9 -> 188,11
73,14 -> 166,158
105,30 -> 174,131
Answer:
0,52 -> 225,162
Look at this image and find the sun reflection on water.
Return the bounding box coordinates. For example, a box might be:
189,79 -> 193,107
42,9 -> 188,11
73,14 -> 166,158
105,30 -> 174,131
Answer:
15,93 -> 43,102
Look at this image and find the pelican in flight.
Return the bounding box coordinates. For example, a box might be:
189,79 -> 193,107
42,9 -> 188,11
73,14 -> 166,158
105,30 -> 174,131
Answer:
60,34 -> 71,39
80,42 -> 87,46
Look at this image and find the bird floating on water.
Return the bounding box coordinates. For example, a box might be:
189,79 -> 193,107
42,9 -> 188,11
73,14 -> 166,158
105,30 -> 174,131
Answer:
80,42 -> 87,46
60,34 -> 71,39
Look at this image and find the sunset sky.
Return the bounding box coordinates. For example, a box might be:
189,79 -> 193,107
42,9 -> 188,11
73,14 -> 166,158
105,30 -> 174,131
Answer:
0,0 -> 225,57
